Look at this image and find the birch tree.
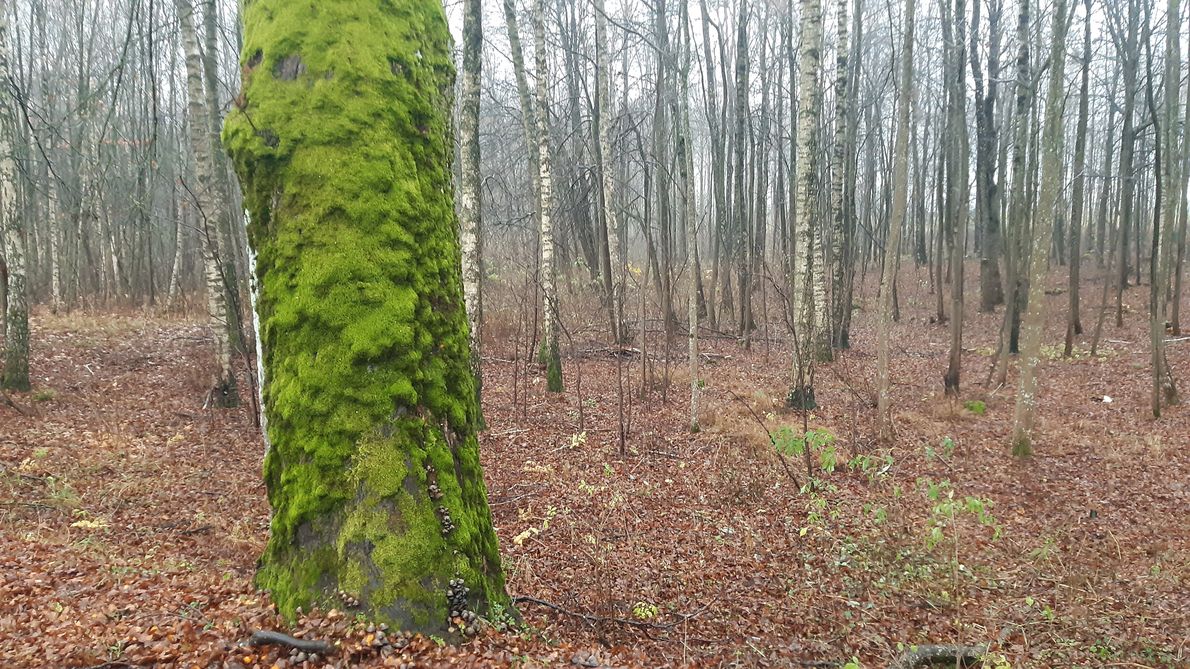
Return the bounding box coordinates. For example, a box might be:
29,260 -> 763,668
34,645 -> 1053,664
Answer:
176,0 -> 238,408
1,0 -> 29,392
789,0 -> 827,409
533,0 -> 563,392
459,0 -> 484,393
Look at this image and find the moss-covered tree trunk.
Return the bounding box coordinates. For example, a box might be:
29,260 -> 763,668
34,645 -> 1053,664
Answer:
224,0 -> 510,634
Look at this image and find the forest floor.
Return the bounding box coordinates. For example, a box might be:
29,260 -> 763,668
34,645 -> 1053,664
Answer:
1,264 -> 1187,669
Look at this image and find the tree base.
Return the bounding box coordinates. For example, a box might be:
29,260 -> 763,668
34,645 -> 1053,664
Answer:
786,385 -> 817,411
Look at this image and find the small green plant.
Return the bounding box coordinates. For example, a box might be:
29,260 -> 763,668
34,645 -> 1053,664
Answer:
1088,638 -> 1117,660
849,452 -> 894,484
45,476 -> 81,510
485,602 -> 520,632
919,478 -> 999,550
32,447 -> 49,460
963,399 -> 986,415
773,427 -> 837,470
32,388 -> 56,402
925,437 -> 956,462
631,601 -> 659,620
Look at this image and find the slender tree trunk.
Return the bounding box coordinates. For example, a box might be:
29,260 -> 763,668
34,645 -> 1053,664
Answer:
48,181 -> 61,314
973,0 -> 1004,312
991,0 -> 1032,387
1,2 -> 29,391
594,0 -> 623,344
942,0 -> 970,395
699,0 -> 726,329
789,0 -> 826,409
829,0 -> 852,349
1150,0 -> 1181,415
1064,0 -> 1092,356
1012,0 -> 1069,456
200,0 -> 243,353
533,0 -> 562,392
176,0 -> 238,408
679,0 -> 699,431
878,0 -> 916,443
459,0 -> 484,397
732,2 -> 750,339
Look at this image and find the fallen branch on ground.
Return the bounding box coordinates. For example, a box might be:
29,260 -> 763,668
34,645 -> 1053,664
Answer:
888,644 -> 985,669
248,630 -> 333,655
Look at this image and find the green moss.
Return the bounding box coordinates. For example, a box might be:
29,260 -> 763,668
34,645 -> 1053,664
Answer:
225,0 -> 509,634
543,341 -> 563,393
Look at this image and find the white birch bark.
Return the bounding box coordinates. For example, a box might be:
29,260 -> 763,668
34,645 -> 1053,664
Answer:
459,0 -> 484,390
532,0 -> 562,392
789,0 -> 826,406
594,0 -> 623,345
176,0 -> 238,407
0,0 -> 29,391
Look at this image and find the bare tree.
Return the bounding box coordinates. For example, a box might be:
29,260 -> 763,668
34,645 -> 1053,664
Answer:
1012,0 -> 1070,456
175,0 -> 238,408
878,0 -> 916,443
1,0 -> 29,391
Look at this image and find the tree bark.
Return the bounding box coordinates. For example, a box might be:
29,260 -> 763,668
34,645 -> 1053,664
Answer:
789,0 -> 827,409
942,0 -> 970,396
594,0 -> 623,345
0,2 -> 29,391
972,0 -> 1004,312
878,0 -> 915,443
1150,0 -> 1181,415
1064,0 -> 1091,356
1012,0 -> 1069,456
829,0 -> 852,350
224,0 -> 511,631
532,0 -> 563,392
459,0 -> 484,396
176,0 -> 238,408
